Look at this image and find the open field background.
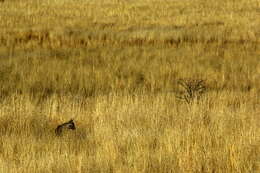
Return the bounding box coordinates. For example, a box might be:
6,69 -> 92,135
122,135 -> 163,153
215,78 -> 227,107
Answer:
0,0 -> 259,172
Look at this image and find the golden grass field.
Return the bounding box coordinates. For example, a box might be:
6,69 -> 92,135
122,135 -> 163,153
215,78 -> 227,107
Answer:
0,0 -> 259,172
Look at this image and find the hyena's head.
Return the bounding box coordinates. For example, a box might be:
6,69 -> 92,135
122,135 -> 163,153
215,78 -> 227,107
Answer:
66,119 -> 76,130
55,119 -> 76,136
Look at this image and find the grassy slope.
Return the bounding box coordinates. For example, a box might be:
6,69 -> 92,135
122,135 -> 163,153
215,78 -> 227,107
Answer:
0,0 -> 259,172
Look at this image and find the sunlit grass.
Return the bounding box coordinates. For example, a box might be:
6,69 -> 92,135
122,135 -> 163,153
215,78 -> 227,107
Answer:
0,0 -> 259,172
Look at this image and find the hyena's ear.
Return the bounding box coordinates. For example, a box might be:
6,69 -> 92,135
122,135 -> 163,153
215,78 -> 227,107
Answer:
69,119 -> 74,123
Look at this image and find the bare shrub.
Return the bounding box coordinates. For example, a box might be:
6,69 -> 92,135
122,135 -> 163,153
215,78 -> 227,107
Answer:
176,78 -> 207,104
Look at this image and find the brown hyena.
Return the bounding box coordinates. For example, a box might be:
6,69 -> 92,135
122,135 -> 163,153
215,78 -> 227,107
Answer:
55,119 -> 76,136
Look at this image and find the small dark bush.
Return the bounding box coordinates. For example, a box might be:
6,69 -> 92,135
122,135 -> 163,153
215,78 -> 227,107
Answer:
176,78 -> 207,104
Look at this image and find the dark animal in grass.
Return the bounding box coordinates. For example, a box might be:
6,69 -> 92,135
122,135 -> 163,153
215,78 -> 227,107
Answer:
55,119 -> 76,136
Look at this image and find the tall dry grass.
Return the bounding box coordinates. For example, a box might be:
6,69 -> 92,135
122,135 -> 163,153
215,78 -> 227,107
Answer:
0,92 -> 259,172
0,0 -> 259,172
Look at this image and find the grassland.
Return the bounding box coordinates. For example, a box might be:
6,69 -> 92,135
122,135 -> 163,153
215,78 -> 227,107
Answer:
0,0 -> 259,172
